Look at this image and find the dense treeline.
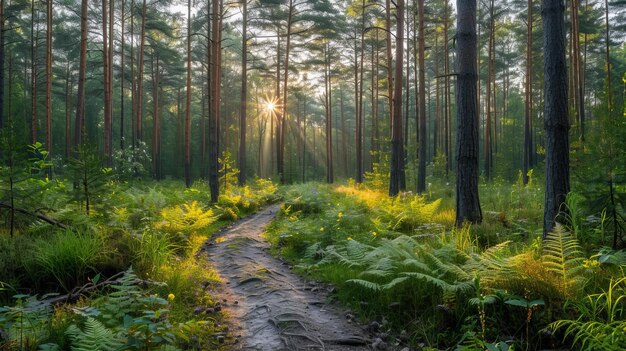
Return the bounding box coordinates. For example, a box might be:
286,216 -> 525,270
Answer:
0,0 -> 623,186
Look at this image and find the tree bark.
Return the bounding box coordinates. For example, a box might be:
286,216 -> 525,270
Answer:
417,0 -> 426,193
455,0 -> 482,226
238,0 -> 248,186
103,0 -> 112,166
0,0 -> 4,130
185,0 -> 192,187
74,0 -> 88,148
542,0 -> 570,237
523,0 -> 533,185
208,0 -> 222,202
45,0 -> 52,155
389,0 -> 405,197
135,0 -> 147,143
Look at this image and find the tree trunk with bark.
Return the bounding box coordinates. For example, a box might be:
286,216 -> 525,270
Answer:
542,0 -> 570,237
455,0 -> 482,226
389,0 -> 405,197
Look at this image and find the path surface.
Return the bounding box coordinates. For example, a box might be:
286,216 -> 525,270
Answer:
202,205 -> 371,351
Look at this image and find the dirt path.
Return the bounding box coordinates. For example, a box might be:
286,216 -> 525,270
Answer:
201,205 -> 371,351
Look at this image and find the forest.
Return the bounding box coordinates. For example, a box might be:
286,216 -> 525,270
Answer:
1,0 -> 626,350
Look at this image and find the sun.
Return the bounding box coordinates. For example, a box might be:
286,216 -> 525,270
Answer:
261,96 -> 281,114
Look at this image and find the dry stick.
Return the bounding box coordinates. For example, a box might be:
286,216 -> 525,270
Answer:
0,203 -> 67,229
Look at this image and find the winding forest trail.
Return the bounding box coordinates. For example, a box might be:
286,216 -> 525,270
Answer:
201,205 -> 371,351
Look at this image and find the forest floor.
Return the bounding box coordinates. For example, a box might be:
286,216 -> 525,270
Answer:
201,204 -> 374,351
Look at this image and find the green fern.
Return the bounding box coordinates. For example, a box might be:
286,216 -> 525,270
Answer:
543,225 -> 585,295
66,318 -> 124,351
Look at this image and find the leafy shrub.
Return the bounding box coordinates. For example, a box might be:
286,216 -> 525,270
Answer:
132,230 -> 176,276
156,201 -> 218,235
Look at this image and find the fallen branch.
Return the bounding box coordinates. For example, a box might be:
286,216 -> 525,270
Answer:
0,202 -> 67,229
44,270 -> 127,305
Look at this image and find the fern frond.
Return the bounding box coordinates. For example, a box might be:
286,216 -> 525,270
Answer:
543,225 -> 585,296
345,279 -> 381,291
66,318 -> 123,351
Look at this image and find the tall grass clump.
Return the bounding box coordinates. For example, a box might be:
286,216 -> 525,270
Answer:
32,229 -> 104,292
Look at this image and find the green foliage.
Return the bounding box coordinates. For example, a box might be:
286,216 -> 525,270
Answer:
542,225 -> 586,297
0,294 -> 54,350
550,278 -> 626,351
65,318 -> 124,351
132,230 -> 177,276
363,152 -> 390,190
32,229 -> 105,292
112,140 -> 151,180
218,151 -> 239,193
68,145 -> 113,215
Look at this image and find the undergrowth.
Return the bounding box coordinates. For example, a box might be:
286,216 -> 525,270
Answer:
0,178 -> 278,350
265,182 -> 626,350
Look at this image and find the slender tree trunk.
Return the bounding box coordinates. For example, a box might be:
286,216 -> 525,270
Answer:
130,0 -> 136,148
389,0 -> 405,196
417,0 -> 426,193
324,43 -> 333,184
302,96 -> 307,182
278,0 -> 294,184
238,0 -> 248,186
455,0 -> 482,225
0,0 -> 4,130
65,65 -> 72,159
385,0 -> 394,127
356,0 -> 366,183
45,0 -> 52,155
103,0 -> 112,166
152,54 -> 160,180
136,0 -> 147,143
484,0 -> 495,181
603,0 -> 612,113
340,87 -> 348,178
31,0 -> 38,144
185,0 -> 192,187
523,0 -> 533,185
542,0 -> 570,237
121,0 -> 126,149
109,0 -> 114,156
443,1 -> 451,174
74,0 -> 88,148
209,0 -> 221,202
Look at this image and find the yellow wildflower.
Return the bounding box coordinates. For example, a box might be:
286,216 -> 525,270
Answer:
320,227 -> 325,232
337,212 -> 343,218
168,293 -> 175,301
347,237 -> 353,241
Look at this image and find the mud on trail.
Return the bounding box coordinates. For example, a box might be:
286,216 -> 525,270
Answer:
201,205 -> 372,351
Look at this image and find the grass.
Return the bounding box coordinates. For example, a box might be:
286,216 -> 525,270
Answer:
0,178 -> 278,350
264,180 -> 625,350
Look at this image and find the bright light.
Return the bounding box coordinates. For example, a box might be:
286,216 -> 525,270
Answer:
261,96 -> 280,114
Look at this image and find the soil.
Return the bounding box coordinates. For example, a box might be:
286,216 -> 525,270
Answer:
201,204 -> 373,351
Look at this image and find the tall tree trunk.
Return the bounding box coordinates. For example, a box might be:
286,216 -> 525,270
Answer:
356,0 -> 366,183
74,0 -> 88,148
121,0 -> 126,149
185,0 -> 192,187
385,0 -> 394,128
389,0 -> 405,197
0,0 -> 4,130
484,0 -> 495,181
542,0 -> 570,237
278,0 -> 294,184
455,0 -> 482,225
130,0 -> 136,147
45,0 -> 52,154
209,0 -> 222,202
31,0 -> 38,144
340,87 -> 348,178
417,0 -> 426,193
238,0 -> 248,186
324,43 -> 333,184
443,1 -> 451,175
523,0 -> 533,185
302,96 -> 307,182
135,0 -> 147,143
152,54 -> 160,180
603,0 -> 612,113
65,64 -> 72,159
103,0 -> 112,166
